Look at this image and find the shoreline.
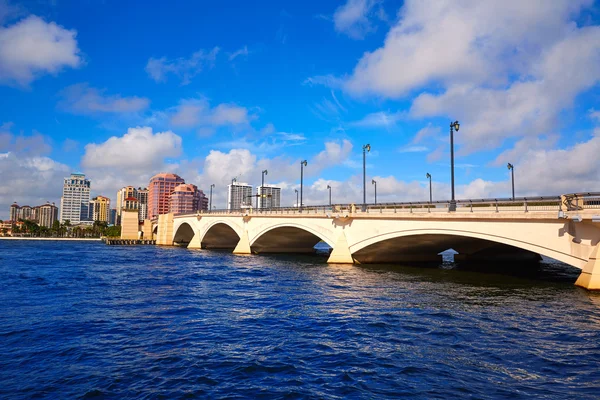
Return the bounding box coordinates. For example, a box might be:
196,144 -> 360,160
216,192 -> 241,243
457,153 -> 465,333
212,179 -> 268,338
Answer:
0,237 -> 102,241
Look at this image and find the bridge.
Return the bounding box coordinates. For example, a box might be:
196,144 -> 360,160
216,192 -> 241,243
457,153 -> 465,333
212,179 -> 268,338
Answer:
146,193 -> 600,290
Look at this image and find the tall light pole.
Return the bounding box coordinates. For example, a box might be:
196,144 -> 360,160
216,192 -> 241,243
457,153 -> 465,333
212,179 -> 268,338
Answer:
426,173 -> 432,203
229,177 -> 237,210
449,120 -> 460,211
259,169 -> 268,209
209,183 -> 214,212
507,163 -> 515,200
362,144 -> 371,211
371,179 -> 377,205
295,189 -> 299,209
300,160 -> 307,211
327,185 -> 331,206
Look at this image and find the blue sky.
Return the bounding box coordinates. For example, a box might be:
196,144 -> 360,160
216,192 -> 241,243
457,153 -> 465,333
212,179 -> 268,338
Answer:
1,0 -> 600,218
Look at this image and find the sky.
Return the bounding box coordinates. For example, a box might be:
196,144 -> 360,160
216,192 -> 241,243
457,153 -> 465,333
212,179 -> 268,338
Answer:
1,0 -> 600,219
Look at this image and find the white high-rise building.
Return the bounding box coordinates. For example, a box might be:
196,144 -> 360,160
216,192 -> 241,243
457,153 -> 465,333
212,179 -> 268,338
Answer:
257,185 -> 281,209
60,173 -> 91,224
136,188 -> 149,221
227,182 -> 253,210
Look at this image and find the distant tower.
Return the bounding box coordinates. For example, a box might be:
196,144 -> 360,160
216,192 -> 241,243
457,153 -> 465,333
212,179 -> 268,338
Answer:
257,185 -> 281,209
136,187 -> 149,222
90,196 -> 111,223
148,173 -> 185,219
60,173 -> 91,224
227,182 -> 253,210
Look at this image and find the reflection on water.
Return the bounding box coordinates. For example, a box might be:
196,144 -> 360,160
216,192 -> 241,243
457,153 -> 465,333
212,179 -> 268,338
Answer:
0,240 -> 599,399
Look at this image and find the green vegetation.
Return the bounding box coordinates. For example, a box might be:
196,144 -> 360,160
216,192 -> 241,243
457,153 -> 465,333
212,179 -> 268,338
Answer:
9,219 -> 117,238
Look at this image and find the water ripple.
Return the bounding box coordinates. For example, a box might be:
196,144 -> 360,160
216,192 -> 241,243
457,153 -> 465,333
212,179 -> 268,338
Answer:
0,240 -> 599,399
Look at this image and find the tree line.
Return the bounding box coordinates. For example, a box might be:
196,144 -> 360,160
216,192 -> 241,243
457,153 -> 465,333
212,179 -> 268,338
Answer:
1,219 -> 121,238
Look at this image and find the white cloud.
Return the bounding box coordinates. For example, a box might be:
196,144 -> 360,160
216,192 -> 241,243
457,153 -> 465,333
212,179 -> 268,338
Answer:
344,0 -> 592,97
313,139 -> 353,168
82,126 -> 182,170
228,45 -> 248,61
169,98 -> 252,128
412,124 -> 441,144
334,0 -> 600,152
146,47 -> 219,85
0,123 -> 69,219
350,111 -> 403,128
333,0 -> 381,39
0,15 -> 82,86
58,83 -> 150,115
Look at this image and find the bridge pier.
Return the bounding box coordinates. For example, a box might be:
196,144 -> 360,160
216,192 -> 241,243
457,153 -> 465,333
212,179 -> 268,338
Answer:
327,232 -> 354,264
233,230 -> 252,255
187,233 -> 202,249
575,245 -> 600,290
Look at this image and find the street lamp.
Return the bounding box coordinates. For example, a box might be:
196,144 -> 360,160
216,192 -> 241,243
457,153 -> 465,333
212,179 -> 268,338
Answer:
259,169 -> 268,209
209,183 -> 215,212
327,185 -> 332,206
300,160 -> 307,211
371,179 -> 377,205
449,120 -> 460,211
295,189 -> 299,209
507,163 -> 515,200
229,177 -> 237,210
362,144 -> 371,211
426,173 -> 432,203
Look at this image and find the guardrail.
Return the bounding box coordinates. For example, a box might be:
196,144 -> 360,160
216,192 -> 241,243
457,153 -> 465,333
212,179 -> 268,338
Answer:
171,192 -> 600,218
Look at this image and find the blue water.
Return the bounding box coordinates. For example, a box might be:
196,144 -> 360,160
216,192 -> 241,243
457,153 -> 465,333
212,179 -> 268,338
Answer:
1,241 -> 600,399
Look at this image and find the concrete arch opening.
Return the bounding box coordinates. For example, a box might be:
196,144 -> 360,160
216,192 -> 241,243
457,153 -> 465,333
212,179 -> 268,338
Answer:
202,223 -> 240,249
251,226 -> 329,254
351,234 -> 541,264
173,223 -> 195,247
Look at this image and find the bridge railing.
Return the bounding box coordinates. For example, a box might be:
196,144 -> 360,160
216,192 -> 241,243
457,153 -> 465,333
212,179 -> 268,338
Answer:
172,192 -> 600,218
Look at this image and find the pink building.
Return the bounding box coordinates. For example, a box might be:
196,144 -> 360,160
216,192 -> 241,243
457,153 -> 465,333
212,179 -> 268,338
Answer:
148,173 -> 185,219
169,184 -> 203,214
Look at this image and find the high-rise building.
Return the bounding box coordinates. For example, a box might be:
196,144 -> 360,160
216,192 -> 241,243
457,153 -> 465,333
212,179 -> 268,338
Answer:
9,203 -> 20,222
60,173 -> 91,224
108,209 -> 117,225
257,185 -> 281,209
169,184 -> 204,214
90,196 -> 111,223
116,186 -> 137,221
20,205 -> 33,220
227,182 -> 253,210
199,190 -> 209,211
37,202 -> 59,228
148,173 -> 185,219
136,188 -> 149,222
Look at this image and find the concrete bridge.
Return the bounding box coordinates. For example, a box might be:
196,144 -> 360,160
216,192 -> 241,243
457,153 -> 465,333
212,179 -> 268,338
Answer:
147,193 -> 600,290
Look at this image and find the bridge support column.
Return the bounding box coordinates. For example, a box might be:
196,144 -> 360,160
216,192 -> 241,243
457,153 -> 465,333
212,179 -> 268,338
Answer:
575,245 -> 600,290
327,231 -> 354,264
233,230 -> 252,255
187,232 -> 202,249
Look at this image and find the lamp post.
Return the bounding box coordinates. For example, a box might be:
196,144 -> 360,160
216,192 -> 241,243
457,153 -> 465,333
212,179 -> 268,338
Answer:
295,189 -> 299,209
371,179 -> 377,205
362,144 -> 371,211
507,163 -> 515,200
426,173 -> 432,203
209,184 -> 214,212
229,177 -> 237,210
300,160 -> 307,211
260,169 -> 268,209
449,120 -> 460,211
327,185 -> 332,206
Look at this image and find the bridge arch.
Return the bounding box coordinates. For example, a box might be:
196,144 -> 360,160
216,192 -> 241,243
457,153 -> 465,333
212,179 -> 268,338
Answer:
172,222 -> 195,246
250,223 -> 335,254
349,228 -> 587,269
200,221 -> 242,249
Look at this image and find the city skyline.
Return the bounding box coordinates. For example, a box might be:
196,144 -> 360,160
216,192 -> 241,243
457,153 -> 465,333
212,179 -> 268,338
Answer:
2,0 -> 600,220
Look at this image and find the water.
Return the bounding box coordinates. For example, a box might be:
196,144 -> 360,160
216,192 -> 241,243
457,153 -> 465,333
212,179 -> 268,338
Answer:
1,240 -> 600,399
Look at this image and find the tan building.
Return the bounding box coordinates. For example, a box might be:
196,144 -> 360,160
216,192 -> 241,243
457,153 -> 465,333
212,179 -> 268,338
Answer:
90,196 -> 111,223
37,202 -> 59,228
116,186 -> 137,221
120,197 -> 140,239
169,184 -> 203,214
